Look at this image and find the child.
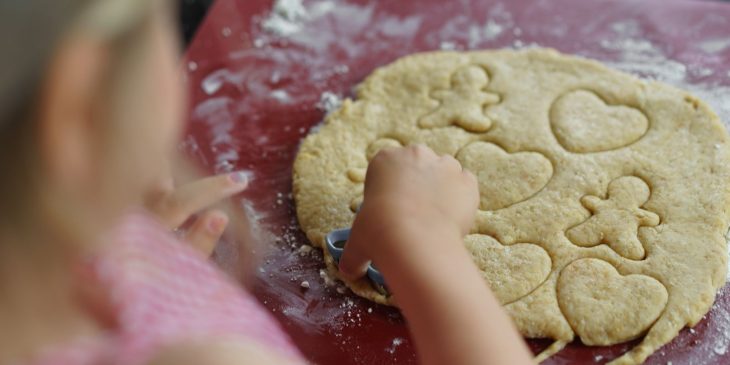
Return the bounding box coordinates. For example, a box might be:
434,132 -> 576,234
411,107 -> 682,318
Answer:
0,1 -> 533,364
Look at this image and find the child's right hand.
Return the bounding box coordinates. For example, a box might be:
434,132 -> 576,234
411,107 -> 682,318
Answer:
339,144 -> 479,282
339,145 -> 534,365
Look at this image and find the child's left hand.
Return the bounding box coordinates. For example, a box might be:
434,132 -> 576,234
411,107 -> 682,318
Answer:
144,172 -> 249,255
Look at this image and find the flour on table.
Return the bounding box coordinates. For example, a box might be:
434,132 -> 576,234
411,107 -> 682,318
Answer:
270,89 -> 291,103
590,20 -> 730,131
440,41 -> 457,51
699,38 -> 730,55
386,337 -> 404,354
317,91 -> 343,114
262,0 -> 336,37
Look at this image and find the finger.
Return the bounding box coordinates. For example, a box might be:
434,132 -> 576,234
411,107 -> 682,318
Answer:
144,176 -> 176,207
463,170 -> 481,208
440,154 -> 462,171
338,218 -> 372,282
369,144 -> 403,165
338,242 -> 371,282
184,210 -> 229,256
463,169 -> 478,188
411,144 -> 436,158
159,171 -> 249,228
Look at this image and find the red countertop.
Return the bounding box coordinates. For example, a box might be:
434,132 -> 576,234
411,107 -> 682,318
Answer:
182,0 -> 730,363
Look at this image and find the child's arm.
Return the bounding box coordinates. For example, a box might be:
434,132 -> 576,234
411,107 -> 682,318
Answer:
339,145 -> 534,365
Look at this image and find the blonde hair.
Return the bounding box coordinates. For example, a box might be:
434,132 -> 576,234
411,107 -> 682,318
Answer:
0,0 -> 155,230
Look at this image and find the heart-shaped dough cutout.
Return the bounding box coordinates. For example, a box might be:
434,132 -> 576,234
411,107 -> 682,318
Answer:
456,142 -> 553,211
557,258 -> 668,346
465,235 -> 552,304
550,90 -> 649,153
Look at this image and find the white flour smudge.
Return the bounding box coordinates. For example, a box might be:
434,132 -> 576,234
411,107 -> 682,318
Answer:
201,69 -> 246,95
468,3 -> 512,48
317,91 -> 343,114
440,41 -> 457,51
468,19 -> 507,48
262,0 -> 336,37
699,38 -> 730,55
193,97 -> 241,173
385,337 -> 404,354
590,20 -> 730,128
270,89 -> 291,103
261,0 -> 308,36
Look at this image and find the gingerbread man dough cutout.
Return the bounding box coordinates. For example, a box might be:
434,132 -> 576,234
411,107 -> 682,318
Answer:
419,65 -> 500,133
566,176 -> 660,260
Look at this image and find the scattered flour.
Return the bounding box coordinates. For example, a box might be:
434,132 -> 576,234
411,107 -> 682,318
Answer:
270,89 -> 291,103
214,150 -> 239,172
440,41 -> 457,51
333,64 -> 350,74
386,337 -> 404,354
317,91 -> 343,113
201,69 -> 246,95
297,244 -> 313,256
593,20 -> 730,130
319,268 -> 337,287
262,0 -> 336,37
467,3 -> 512,48
699,38 -> 730,55
713,338 -> 728,355
468,20 -> 505,48
262,0 -> 307,36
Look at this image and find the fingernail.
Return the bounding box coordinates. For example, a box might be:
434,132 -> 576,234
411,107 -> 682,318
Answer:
207,216 -> 228,233
229,171 -> 249,186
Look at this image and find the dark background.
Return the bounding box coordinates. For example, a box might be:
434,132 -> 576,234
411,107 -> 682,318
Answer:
180,0 -> 215,44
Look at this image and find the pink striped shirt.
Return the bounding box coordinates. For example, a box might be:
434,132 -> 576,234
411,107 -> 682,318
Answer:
25,213 -> 303,365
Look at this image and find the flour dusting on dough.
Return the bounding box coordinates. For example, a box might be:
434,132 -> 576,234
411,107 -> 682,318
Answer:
293,48 -> 730,365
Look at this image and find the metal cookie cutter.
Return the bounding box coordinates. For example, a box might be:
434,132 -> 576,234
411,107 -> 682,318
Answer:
325,227 -> 389,296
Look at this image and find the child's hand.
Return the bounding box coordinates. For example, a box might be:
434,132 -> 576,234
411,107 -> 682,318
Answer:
338,145 -> 533,365
339,144 -> 479,281
145,172 -> 249,255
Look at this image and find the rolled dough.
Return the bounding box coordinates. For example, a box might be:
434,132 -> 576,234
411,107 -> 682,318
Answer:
292,49 -> 730,364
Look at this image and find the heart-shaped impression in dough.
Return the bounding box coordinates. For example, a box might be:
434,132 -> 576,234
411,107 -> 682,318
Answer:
550,90 -> 649,153
465,235 -> 552,304
557,258 -> 668,346
456,142 -> 553,211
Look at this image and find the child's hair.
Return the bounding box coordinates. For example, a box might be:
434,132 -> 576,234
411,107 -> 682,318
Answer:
0,0 -> 153,229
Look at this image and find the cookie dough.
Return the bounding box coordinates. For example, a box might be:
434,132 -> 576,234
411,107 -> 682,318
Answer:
292,49 -> 730,364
